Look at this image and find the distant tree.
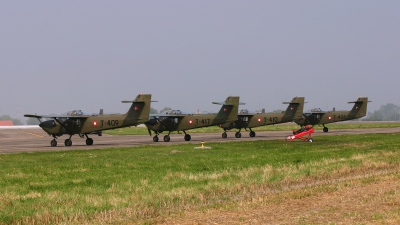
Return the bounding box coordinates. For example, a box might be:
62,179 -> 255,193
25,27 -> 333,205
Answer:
27,117 -> 41,125
380,103 -> 400,120
150,107 -> 158,114
363,110 -> 384,121
363,103 -> 400,121
0,115 -> 12,120
159,107 -> 172,113
12,119 -> 23,125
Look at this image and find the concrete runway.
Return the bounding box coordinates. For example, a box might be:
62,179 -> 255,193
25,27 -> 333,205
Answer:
1,126 -> 400,154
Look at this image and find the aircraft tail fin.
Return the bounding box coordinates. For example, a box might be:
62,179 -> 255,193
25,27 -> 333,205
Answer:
348,97 -> 370,118
213,96 -> 241,122
122,94 -> 152,123
282,97 -> 305,121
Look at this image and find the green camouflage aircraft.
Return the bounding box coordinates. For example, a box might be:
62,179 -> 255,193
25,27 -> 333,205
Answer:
24,94 -> 152,147
220,96 -> 305,138
145,96 -> 241,142
294,97 -> 370,132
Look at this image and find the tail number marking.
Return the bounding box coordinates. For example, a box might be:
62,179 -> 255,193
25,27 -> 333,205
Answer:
264,117 -> 278,123
100,120 -> 119,127
194,119 -> 210,125
333,115 -> 346,120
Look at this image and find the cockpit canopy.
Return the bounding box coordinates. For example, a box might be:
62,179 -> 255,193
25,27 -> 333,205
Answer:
62,110 -> 96,116
308,108 -> 328,113
162,109 -> 189,115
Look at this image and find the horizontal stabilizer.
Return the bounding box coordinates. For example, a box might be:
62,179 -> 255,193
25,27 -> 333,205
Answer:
212,101 -> 245,105
122,100 -> 157,103
348,97 -> 370,104
348,100 -> 371,103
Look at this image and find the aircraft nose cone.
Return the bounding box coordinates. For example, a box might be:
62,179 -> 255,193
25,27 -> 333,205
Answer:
39,120 -> 56,129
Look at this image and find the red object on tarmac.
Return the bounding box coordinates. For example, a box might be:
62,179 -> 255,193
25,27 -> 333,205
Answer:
0,121 -> 13,126
285,127 -> 314,142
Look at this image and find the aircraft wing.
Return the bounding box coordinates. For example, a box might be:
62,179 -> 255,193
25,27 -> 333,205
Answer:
308,112 -> 325,114
150,114 -> 186,118
238,113 -> 255,117
24,114 -> 90,119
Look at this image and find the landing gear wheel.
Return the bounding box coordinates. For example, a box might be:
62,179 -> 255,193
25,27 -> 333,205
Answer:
308,138 -> 313,142
184,134 -> 191,141
249,131 -> 256,137
50,140 -> 57,147
163,135 -> 170,142
64,139 -> 72,146
86,138 -> 93,145
323,127 -> 328,132
222,132 -> 227,138
235,132 -> 241,138
153,136 -> 159,142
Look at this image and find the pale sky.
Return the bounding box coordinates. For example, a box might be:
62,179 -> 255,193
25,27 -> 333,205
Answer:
1,1 -> 399,121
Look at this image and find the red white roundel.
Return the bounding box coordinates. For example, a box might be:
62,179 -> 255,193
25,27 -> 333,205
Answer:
92,121 -> 98,126
134,106 -> 140,111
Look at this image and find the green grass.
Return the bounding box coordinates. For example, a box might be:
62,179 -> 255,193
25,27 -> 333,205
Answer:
103,122 -> 400,135
1,132 -> 400,224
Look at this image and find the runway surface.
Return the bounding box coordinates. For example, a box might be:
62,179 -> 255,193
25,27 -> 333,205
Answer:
1,126 -> 400,154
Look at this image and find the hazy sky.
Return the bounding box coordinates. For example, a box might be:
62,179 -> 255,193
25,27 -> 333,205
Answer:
1,1 -> 399,121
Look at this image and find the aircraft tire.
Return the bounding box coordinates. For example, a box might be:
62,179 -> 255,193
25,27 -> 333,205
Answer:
64,139 -> 72,146
163,135 -> 170,142
323,127 -> 329,132
308,138 -> 313,142
222,132 -> 227,138
153,136 -> 159,142
235,132 -> 241,138
249,131 -> 256,137
184,134 -> 191,141
51,140 -> 57,147
86,138 -> 93,145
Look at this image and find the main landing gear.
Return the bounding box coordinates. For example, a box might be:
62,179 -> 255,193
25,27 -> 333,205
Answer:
152,131 -> 191,142
323,125 -> 329,132
152,133 -> 171,142
152,134 -> 171,142
49,134 -> 94,147
222,128 -> 257,139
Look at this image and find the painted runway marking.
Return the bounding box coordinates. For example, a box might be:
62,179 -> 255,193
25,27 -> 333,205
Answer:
21,131 -> 45,138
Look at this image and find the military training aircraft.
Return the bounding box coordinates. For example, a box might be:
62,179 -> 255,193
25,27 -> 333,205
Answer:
24,94 -> 152,147
294,97 -> 370,132
145,96 -> 241,142
220,96 -> 305,138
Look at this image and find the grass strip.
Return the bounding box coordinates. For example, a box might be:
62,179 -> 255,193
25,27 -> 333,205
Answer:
1,132 -> 400,224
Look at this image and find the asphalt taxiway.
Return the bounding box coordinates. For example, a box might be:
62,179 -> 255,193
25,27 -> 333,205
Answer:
1,126 -> 400,154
